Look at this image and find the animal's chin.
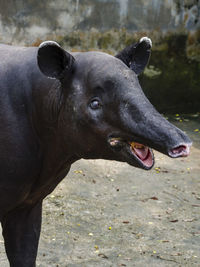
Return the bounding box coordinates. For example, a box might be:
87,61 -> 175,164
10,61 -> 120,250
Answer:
108,137 -> 154,170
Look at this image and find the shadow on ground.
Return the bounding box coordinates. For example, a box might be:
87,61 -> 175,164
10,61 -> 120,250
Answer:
0,115 -> 200,267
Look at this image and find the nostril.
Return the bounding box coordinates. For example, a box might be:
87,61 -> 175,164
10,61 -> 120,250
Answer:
168,144 -> 190,158
171,145 -> 187,155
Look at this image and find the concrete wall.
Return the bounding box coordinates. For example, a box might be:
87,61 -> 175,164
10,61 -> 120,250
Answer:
0,0 -> 199,45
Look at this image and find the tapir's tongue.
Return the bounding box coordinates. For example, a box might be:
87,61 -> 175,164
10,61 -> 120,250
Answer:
134,147 -> 149,160
130,143 -> 149,160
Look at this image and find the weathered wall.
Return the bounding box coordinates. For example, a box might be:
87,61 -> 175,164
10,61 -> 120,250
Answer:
0,0 -> 199,113
0,0 -> 199,45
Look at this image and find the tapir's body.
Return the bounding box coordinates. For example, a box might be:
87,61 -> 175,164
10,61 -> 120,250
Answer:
0,45 -> 62,213
0,39 -> 191,266
0,45 -> 74,266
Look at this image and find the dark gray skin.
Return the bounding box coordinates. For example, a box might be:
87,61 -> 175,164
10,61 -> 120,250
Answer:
0,37 -> 191,266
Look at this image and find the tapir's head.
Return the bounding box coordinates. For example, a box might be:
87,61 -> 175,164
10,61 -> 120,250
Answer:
37,38 -> 192,170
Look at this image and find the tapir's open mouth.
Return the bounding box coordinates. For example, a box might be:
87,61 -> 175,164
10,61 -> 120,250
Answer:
108,137 -> 154,170
108,137 -> 191,170
129,142 -> 154,167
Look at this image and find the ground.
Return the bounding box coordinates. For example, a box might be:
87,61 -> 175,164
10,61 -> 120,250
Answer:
0,115 -> 200,267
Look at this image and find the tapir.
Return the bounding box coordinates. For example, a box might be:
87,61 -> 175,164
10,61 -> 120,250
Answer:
0,37 -> 191,266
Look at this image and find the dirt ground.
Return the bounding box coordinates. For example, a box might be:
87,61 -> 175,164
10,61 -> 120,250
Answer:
0,115 -> 200,267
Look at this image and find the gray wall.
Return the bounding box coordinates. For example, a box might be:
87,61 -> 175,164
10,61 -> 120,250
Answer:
0,0 -> 199,45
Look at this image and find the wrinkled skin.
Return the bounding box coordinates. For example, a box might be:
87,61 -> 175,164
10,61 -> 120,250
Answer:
0,38 -> 191,266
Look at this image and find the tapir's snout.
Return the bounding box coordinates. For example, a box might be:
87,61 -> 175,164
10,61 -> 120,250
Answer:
107,77 -> 192,170
108,114 -> 192,170
155,118 -> 192,159
117,101 -> 192,169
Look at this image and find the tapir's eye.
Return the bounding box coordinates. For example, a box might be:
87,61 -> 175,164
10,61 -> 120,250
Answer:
89,99 -> 101,110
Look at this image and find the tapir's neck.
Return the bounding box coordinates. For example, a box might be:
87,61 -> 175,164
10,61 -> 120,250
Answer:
27,139 -> 76,204
31,75 -> 79,187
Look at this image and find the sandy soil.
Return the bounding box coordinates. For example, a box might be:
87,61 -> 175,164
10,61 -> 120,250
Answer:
0,115 -> 200,267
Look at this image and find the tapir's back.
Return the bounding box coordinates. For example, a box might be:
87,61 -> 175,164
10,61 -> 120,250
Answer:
0,44 -> 40,86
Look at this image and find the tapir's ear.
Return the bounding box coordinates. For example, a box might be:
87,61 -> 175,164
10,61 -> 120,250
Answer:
37,41 -> 75,79
115,37 -> 152,75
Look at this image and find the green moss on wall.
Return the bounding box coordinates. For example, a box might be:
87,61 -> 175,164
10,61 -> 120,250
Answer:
140,32 -> 200,113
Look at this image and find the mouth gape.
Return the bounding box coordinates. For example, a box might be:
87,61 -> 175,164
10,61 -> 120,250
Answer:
108,136 -> 191,170
108,138 -> 154,169
129,142 -> 153,168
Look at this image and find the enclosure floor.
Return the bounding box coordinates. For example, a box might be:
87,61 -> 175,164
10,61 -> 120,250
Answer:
0,116 -> 200,267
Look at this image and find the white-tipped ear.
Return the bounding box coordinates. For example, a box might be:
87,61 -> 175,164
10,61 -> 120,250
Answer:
139,37 -> 152,48
39,41 -> 61,49
37,41 -> 75,80
115,36 -> 152,75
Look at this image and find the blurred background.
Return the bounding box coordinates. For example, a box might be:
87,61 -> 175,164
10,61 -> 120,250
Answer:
0,2 -> 200,266
0,0 -> 199,113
